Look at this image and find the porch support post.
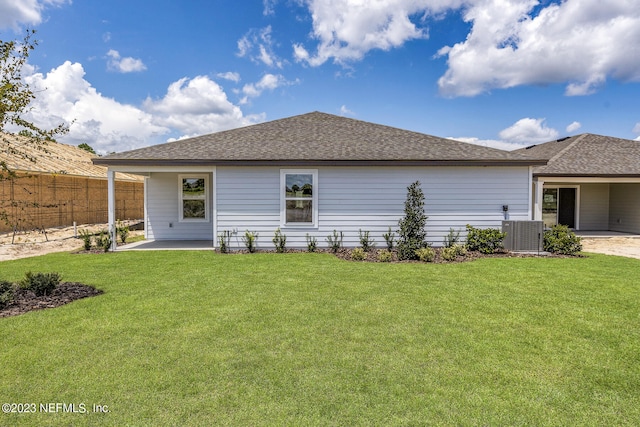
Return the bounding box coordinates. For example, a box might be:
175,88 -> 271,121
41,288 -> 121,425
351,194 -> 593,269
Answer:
533,178 -> 544,221
107,169 -> 117,251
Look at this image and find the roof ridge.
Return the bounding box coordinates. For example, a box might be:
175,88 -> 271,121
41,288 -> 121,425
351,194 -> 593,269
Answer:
547,133 -> 588,163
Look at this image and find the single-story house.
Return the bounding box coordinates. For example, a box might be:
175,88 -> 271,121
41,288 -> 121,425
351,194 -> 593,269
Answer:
514,134 -> 640,233
0,132 -> 144,233
93,112 -> 547,249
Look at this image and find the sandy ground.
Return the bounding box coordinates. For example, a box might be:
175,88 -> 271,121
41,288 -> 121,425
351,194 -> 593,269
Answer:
1,226 -> 640,261
580,237 -> 640,260
0,222 -> 143,262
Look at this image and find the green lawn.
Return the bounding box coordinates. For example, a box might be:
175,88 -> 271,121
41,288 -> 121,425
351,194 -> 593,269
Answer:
1,251 -> 639,426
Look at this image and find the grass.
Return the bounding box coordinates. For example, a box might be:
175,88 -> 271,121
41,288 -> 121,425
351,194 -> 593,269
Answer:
0,251 -> 639,426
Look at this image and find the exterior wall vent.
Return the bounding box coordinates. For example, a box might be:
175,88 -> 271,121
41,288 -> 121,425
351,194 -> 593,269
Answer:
502,220 -> 544,252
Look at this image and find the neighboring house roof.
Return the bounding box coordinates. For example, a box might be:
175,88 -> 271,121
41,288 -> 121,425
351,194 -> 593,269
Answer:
93,112 -> 546,167
0,132 -> 142,181
514,133 -> 640,177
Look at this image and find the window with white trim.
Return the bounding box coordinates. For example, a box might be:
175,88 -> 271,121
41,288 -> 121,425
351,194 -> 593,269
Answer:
281,169 -> 318,227
179,174 -> 209,221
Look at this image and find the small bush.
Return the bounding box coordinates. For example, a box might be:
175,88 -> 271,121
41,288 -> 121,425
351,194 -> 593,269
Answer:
101,232 -> 112,253
94,230 -> 112,252
382,227 -> 395,250
358,229 -> 375,251
242,230 -> 259,253
378,250 -> 393,262
218,230 -> 231,253
326,230 -> 343,253
19,272 -> 61,297
415,247 -> 436,262
305,233 -> 318,252
544,225 -> 582,255
117,221 -> 130,244
0,280 -> 15,309
351,247 -> 366,261
443,228 -> 461,248
79,229 -> 92,250
442,244 -> 467,261
397,181 -> 429,260
465,225 -> 506,254
272,228 -> 287,253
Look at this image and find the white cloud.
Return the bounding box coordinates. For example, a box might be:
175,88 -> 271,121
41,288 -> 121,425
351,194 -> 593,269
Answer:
437,0 -> 640,97
292,0 -> 640,97
263,0 -> 277,15
339,105 -> 355,116
23,61 -> 169,154
216,71 -> 241,83
293,0 -> 457,66
240,73 -> 296,104
144,75 -> 262,137
20,62 -> 262,153
106,49 -> 147,73
0,0 -> 69,30
237,26 -> 283,68
566,121 -> 582,133
499,118 -> 559,145
450,117 -> 560,151
633,122 -> 640,134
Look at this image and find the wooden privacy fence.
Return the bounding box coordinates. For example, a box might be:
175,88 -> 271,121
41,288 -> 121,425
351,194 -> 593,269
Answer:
0,173 -> 144,233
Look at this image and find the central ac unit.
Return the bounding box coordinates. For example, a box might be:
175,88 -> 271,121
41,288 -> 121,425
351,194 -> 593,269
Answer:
502,220 -> 544,252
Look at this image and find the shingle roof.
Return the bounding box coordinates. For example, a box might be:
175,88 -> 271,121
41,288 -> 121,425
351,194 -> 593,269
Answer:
0,132 -> 142,181
93,112 -> 546,167
514,133 -> 640,177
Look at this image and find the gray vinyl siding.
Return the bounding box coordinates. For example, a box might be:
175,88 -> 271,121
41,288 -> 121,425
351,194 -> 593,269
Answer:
579,183 -> 609,230
215,166 -> 530,249
609,183 -> 640,233
146,172 -> 213,240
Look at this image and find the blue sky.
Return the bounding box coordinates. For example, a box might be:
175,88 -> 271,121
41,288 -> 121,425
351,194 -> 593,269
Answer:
1,0 -> 639,154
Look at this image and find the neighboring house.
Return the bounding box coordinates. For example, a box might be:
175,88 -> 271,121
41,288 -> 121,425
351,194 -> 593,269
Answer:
514,134 -> 640,233
0,133 -> 144,233
93,112 -> 546,249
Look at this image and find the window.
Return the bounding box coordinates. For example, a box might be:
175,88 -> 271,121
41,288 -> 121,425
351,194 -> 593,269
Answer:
179,175 -> 208,221
281,169 -> 317,227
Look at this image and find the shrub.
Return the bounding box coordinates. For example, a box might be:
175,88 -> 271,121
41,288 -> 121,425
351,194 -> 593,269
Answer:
544,225 -> 582,255
465,225 -> 506,254
415,247 -> 436,262
0,280 -> 15,309
19,272 -> 61,297
326,230 -> 343,253
242,230 -> 259,253
358,229 -> 375,251
305,233 -> 318,252
442,244 -> 467,261
272,228 -> 287,253
101,232 -> 112,253
443,228 -> 461,248
94,230 -> 112,252
117,221 -> 130,244
79,229 -> 92,250
218,230 -> 231,253
382,227 -> 395,250
351,247 -> 366,261
397,181 -> 429,260
378,250 -> 393,262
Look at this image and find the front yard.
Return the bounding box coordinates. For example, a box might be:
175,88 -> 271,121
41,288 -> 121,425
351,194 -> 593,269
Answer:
1,251 -> 639,425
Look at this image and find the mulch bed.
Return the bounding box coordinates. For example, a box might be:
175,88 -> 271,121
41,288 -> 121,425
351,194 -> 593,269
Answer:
0,282 -> 103,318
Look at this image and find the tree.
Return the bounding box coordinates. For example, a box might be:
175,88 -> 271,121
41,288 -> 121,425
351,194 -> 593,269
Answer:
1,30 -> 67,174
1,29 -> 68,230
396,180 -> 429,260
78,143 -> 96,155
